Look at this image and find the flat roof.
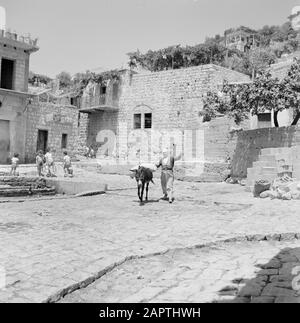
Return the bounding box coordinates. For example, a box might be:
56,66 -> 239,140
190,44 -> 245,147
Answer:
0,35 -> 39,53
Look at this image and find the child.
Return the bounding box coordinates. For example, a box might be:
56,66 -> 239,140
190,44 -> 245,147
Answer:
45,148 -> 56,177
84,146 -> 90,158
10,153 -> 19,176
36,150 -> 44,177
63,151 -> 73,177
89,146 -> 95,159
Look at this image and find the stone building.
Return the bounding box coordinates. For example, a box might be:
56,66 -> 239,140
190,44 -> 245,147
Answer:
0,22 -> 38,164
0,8 -> 81,164
79,64 -> 251,180
224,27 -> 259,53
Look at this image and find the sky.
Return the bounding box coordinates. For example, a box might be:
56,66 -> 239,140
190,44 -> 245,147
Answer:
0,0 -> 300,78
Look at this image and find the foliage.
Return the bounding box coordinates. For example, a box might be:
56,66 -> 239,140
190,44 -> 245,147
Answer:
202,59 -> 300,126
56,71 -> 72,88
127,20 -> 300,77
71,69 -> 122,95
258,22 -> 297,46
128,43 -> 240,72
246,48 -> 277,77
28,71 -> 52,86
202,81 -> 252,124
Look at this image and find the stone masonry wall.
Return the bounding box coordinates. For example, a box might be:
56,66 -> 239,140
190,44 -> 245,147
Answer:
231,126 -> 300,178
84,64 -> 250,181
25,102 -> 80,162
118,65 -> 250,132
77,113 -> 90,155
0,95 -> 27,164
115,65 -> 250,178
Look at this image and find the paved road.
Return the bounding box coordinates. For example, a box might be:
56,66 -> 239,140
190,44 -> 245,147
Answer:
1,174 -> 300,302
60,240 -> 300,303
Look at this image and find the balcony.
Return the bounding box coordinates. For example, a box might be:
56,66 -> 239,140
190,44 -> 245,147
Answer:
80,91 -> 119,113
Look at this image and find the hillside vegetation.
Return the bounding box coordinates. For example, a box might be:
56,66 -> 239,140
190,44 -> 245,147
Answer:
29,21 -> 300,88
128,22 -> 299,77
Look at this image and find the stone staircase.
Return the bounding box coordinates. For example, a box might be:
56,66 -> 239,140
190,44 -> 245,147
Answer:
0,177 -> 56,197
247,146 -> 300,191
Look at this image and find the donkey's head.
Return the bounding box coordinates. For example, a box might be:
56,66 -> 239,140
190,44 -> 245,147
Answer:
135,166 -> 146,188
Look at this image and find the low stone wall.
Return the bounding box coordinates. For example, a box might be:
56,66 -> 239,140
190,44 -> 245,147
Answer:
105,116 -> 240,182
231,126 -> 300,178
46,178 -> 107,195
0,177 -> 48,187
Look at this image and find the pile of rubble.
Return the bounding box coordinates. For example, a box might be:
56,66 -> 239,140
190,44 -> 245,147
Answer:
254,175 -> 300,200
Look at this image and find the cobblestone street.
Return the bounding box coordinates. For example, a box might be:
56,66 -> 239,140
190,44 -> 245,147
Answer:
60,240 -> 300,303
1,174 -> 300,303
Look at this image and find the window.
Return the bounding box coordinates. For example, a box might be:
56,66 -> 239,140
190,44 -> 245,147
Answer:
258,113 -> 271,122
61,134 -> 68,149
100,86 -> 107,95
257,113 -> 272,129
70,97 -> 80,108
112,83 -> 119,99
134,114 -> 142,129
144,113 -> 152,129
1,58 -> 15,90
100,86 -> 106,105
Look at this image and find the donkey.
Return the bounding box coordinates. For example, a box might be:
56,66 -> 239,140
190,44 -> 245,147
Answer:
134,166 -> 154,203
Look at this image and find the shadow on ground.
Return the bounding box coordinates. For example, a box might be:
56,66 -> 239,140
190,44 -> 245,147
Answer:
217,247 -> 300,303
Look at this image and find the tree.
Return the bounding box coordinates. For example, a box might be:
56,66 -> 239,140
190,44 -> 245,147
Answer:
246,48 -> 276,79
56,71 -> 72,88
28,71 -> 52,86
281,59 -> 300,125
127,43 -> 239,72
202,59 -> 300,127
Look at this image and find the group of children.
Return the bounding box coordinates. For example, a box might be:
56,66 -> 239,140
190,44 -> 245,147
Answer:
10,149 -> 74,178
84,146 -> 97,159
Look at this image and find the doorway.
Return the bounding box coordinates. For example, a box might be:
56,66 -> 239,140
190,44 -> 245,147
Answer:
1,58 -> 15,90
36,130 -> 48,153
0,120 -> 10,164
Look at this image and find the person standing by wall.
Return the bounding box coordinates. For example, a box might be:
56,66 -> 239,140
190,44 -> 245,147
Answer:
45,148 -> 56,177
63,151 -> 74,177
36,150 -> 44,177
156,145 -> 182,204
10,153 -> 20,176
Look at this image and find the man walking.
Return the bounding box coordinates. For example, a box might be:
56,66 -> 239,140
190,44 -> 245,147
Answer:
156,145 -> 182,204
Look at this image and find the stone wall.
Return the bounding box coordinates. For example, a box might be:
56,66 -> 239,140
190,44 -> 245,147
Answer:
81,65 -> 250,180
231,126 -> 300,178
0,95 -> 27,164
118,65 -> 250,132
25,102 -> 80,162
77,113 -> 90,155
115,65 -> 249,180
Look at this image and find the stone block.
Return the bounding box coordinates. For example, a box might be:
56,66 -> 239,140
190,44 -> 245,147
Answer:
46,178 -> 107,195
262,284 -> 296,298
